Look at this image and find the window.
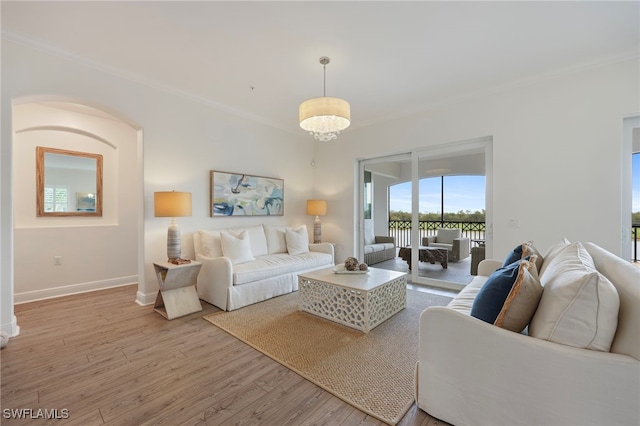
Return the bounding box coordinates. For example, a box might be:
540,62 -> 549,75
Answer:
44,185 -> 69,212
633,152 -> 639,225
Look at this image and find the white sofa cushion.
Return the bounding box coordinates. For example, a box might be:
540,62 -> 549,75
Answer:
436,228 -> 461,244
234,224 -> 268,257
233,252 -> 332,285
198,230 -> 223,257
530,242 -> 619,352
430,242 -> 453,250
539,237 -> 571,277
264,224 -> 287,254
286,225 -> 309,255
220,230 -> 255,265
364,243 -> 394,254
364,219 -> 376,245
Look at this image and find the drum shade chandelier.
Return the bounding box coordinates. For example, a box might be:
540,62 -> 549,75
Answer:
299,57 -> 350,142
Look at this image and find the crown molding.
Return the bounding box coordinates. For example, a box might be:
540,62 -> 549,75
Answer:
1,30 -> 295,135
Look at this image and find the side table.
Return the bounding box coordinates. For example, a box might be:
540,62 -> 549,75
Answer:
470,246 -> 486,276
153,261 -> 202,320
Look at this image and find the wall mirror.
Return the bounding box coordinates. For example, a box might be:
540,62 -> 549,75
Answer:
36,146 -> 103,217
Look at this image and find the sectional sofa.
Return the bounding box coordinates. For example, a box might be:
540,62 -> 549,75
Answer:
415,240 -> 639,425
193,224 -> 334,311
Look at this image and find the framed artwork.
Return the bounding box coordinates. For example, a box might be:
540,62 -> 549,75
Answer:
210,171 -> 284,216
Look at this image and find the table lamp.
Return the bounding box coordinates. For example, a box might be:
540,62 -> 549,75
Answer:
154,191 -> 192,261
306,199 -> 327,243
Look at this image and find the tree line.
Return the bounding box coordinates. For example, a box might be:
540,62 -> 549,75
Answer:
391,210 -> 640,225
390,209 -> 486,222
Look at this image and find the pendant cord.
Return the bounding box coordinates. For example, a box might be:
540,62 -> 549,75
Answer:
323,63 -> 326,97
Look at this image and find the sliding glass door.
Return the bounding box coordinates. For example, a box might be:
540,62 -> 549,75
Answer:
358,137 -> 492,291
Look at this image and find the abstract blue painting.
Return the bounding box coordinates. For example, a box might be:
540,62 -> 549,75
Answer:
210,171 -> 284,216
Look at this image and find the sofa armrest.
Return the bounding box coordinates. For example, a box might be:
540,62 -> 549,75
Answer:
309,242 -> 334,263
195,253 -> 233,310
374,236 -> 395,245
417,306 -> 640,426
422,236 -> 436,246
477,259 -> 502,276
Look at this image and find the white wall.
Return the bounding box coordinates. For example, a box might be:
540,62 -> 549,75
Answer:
12,102 -> 139,302
314,58 -> 639,262
1,36 -> 637,335
1,38 -> 315,334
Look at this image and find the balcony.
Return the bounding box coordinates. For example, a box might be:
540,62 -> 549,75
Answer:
387,221 -> 640,262
388,220 -> 486,248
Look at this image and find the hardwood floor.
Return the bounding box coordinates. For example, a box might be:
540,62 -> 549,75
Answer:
1,285 -> 446,426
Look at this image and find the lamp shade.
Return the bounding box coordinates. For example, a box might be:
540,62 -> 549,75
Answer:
154,191 -> 192,217
306,199 -> 327,216
299,97 -> 350,141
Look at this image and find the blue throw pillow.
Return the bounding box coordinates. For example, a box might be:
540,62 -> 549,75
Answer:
502,244 -> 524,267
503,241 -> 544,272
471,255 -> 543,332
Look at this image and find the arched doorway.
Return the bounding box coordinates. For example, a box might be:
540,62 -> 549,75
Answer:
9,98 -> 143,332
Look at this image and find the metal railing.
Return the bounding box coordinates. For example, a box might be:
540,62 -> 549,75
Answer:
388,221 -> 640,263
388,220 -> 486,248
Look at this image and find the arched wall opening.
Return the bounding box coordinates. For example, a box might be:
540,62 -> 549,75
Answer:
10,97 -> 143,319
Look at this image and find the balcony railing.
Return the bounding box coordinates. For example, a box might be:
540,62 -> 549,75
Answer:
388,221 -> 640,263
388,220 -> 486,249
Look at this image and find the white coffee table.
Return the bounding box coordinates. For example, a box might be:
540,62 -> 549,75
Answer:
298,267 -> 407,333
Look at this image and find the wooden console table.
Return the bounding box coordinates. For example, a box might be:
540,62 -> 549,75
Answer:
398,246 -> 448,269
153,261 -> 202,320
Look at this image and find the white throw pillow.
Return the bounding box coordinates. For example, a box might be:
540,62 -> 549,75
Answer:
243,225 -> 268,257
364,219 -> 376,245
264,225 -> 287,254
198,230 -> 223,257
529,242 -> 619,352
220,230 -> 255,265
286,226 -> 309,255
539,237 -> 571,277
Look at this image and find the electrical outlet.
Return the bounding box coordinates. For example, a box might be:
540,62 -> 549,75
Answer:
508,219 -> 520,229
53,256 -> 62,266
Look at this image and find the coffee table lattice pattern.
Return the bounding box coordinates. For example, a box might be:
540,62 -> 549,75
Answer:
299,275 -> 407,333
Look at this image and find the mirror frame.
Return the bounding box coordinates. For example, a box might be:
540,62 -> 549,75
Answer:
36,146 -> 103,217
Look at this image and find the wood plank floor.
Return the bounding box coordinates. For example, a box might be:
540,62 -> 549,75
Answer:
1,285 -> 447,426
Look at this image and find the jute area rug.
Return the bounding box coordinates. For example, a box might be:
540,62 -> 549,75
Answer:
203,289 -> 452,425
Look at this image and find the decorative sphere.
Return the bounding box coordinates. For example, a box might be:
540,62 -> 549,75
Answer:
359,263 -> 369,271
0,332 -> 9,349
344,257 -> 359,271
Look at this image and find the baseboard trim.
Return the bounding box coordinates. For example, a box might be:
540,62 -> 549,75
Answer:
135,291 -> 156,306
14,276 -> 138,304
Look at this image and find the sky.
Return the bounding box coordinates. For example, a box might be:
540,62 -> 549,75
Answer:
390,154 -> 640,214
389,175 -> 486,213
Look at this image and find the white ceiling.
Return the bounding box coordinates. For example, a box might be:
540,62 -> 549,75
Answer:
2,1 -> 639,135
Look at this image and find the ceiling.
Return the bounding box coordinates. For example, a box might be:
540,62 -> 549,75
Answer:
2,1 -> 639,135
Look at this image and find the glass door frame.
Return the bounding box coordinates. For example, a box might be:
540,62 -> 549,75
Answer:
357,137 -> 493,290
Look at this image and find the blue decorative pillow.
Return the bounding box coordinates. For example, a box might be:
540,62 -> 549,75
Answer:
471,255 -> 543,332
503,244 -> 524,267
503,241 -> 543,271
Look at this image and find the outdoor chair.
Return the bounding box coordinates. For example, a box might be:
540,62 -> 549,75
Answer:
422,228 -> 470,262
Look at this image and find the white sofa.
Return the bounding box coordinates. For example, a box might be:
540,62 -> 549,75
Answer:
193,224 -> 334,311
416,240 -> 640,426
363,219 -> 396,265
